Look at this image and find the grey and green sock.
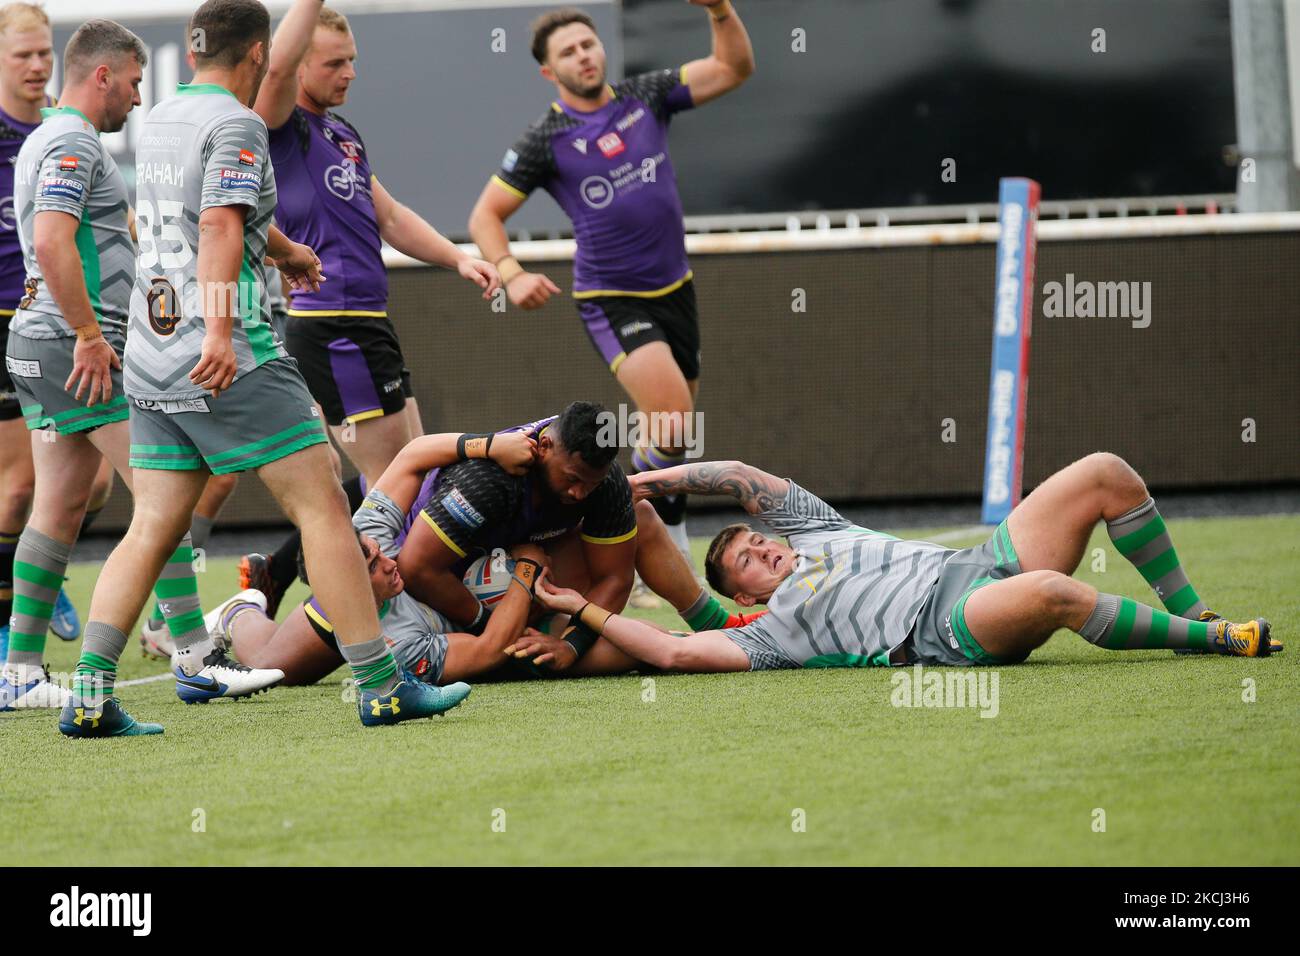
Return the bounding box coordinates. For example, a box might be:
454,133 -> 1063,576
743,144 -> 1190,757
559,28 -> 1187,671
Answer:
681,589 -> 729,631
5,528 -> 72,668
73,621 -> 131,704
1107,498 -> 1209,618
1078,592 -> 1217,651
340,635 -> 401,696
149,516 -> 215,627
155,533 -> 213,673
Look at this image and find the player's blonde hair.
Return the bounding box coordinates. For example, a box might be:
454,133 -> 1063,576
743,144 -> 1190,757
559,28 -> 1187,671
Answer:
0,2 -> 49,38
318,5 -> 350,35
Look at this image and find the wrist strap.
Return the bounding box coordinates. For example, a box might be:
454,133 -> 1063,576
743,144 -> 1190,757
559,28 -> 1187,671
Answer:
510,558 -> 541,596
576,602 -> 614,635
496,255 -> 524,285
74,323 -> 103,342
457,433 -> 493,460
561,620 -> 600,657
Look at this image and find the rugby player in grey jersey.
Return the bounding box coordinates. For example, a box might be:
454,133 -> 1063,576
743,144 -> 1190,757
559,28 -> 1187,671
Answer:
522,454 -> 1278,671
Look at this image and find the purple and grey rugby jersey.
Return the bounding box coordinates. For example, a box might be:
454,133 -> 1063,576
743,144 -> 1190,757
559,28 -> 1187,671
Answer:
0,104 -> 43,313
492,69 -> 695,297
269,107 -> 386,317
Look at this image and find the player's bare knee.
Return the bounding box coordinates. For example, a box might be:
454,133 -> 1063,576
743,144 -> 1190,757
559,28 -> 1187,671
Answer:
0,473 -> 35,519
1030,570 -> 1089,621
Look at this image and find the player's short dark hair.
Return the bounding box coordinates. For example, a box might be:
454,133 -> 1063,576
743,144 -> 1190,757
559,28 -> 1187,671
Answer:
530,7 -> 595,64
297,526 -> 364,588
64,19 -> 147,83
705,522 -> 751,598
188,0 -> 270,70
554,400 -> 616,469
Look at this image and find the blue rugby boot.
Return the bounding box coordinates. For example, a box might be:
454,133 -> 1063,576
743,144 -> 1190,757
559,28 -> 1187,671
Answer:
58,696 -> 163,737
358,672 -> 471,726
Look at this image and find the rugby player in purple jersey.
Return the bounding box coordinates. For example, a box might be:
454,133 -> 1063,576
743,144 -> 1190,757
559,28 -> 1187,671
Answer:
469,2 -> 754,581
253,1 -> 499,486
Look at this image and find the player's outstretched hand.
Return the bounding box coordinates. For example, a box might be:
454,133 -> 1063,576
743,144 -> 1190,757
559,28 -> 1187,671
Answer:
489,431 -> 538,475
457,256 -> 501,300
189,333 -> 238,398
533,569 -> 586,615
506,271 -> 561,310
273,241 -> 326,294
65,332 -> 121,407
503,627 -> 578,671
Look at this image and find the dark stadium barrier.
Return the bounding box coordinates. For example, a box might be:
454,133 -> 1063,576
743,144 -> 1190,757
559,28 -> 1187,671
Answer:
92,218 -> 1300,531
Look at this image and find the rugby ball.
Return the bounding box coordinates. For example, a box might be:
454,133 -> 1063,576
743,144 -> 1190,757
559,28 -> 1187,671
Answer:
462,548 -> 516,607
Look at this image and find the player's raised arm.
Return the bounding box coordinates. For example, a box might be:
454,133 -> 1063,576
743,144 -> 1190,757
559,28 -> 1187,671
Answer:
681,0 -> 755,106
253,0 -> 320,130
371,176 -> 499,299
372,431 -> 537,514
629,460 -> 787,515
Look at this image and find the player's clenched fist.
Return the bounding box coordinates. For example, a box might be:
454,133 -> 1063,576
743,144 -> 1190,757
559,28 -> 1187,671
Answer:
506,270 -> 562,309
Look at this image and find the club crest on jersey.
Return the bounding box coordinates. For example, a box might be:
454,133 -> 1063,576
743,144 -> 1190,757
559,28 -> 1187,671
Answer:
339,140 -> 361,161
146,276 -> 182,336
59,156 -> 78,171
238,149 -> 257,166
597,132 -> 625,158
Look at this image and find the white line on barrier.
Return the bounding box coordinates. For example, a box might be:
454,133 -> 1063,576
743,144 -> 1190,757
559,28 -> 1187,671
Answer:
391,211 -> 1300,266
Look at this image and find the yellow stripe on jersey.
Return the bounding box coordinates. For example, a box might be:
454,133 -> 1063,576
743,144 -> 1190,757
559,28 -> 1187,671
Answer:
581,526 -> 638,546
285,308 -> 389,318
419,510 -> 467,558
490,175 -> 528,201
304,601 -> 333,633
572,271 -> 693,300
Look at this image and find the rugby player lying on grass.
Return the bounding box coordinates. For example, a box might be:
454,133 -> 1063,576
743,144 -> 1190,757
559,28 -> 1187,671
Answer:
513,454 -> 1278,672
205,425 -> 761,684
202,429 -> 544,686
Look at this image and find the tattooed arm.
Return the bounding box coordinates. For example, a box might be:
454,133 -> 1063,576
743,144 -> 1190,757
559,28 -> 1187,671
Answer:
628,460 -> 788,515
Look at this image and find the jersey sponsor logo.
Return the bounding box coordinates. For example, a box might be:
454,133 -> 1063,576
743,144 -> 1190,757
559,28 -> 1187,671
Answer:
618,320 -> 653,337
323,159 -> 359,201
0,195 -> 13,232
501,148 -> 519,172
133,397 -> 211,414
579,175 -> 614,210
4,355 -> 40,378
615,106 -> 646,133
38,177 -> 84,202
596,132 -> 625,158
219,168 -> 261,192
441,488 -> 484,530
59,156 -> 78,171
528,527 -> 569,542
382,377 -> 402,394
414,658 -> 431,678
146,276 -> 183,337
572,137 -> 588,154
238,149 -> 257,166
943,615 -> 959,650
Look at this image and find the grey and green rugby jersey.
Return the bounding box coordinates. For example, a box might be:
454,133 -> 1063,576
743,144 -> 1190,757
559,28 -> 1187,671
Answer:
124,83 -> 284,400
724,482 -> 954,669
11,106 -> 132,338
